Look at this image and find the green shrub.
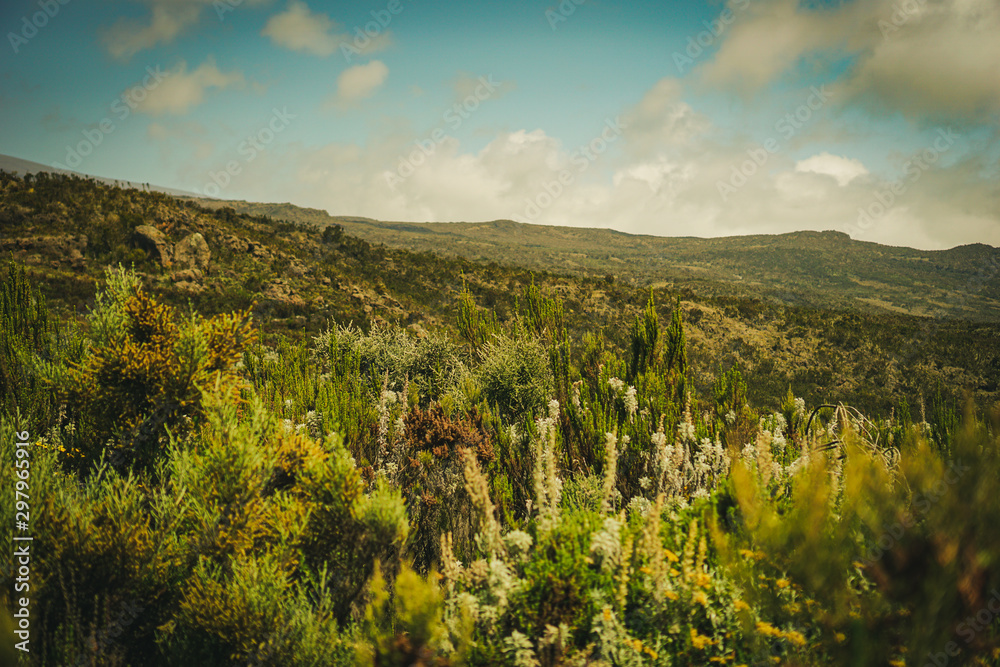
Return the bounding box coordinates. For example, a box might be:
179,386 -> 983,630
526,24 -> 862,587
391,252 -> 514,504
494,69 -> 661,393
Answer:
56,267 -> 254,473
477,332 -> 553,423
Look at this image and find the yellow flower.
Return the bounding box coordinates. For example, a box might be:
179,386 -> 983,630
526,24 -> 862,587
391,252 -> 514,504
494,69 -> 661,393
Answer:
782,630 -> 807,647
665,590 -> 679,601
693,590 -> 709,606
739,549 -> 755,558
734,599 -> 751,612
603,607 -> 613,622
665,549 -> 680,563
756,622 -> 782,638
776,579 -> 789,589
835,632 -> 846,643
670,568 -> 680,577
890,661 -> 906,667
645,647 -> 659,660
695,572 -> 712,588
690,628 -> 714,650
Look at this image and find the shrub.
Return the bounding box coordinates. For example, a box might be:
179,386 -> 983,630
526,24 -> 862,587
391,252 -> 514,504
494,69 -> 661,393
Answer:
56,267 -> 254,473
477,332 -> 553,423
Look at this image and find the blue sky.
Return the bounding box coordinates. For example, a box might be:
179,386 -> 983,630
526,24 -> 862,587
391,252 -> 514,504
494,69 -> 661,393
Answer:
1,0 -> 998,249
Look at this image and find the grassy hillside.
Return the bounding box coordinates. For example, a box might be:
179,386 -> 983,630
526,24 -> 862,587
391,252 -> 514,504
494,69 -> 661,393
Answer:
193,199 -> 1000,322
3,170 -> 998,417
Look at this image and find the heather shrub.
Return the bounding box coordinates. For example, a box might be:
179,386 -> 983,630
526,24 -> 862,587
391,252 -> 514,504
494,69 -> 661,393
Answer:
0,262 -> 61,425
7,259 -> 1000,667
391,405 -> 495,572
312,323 -> 465,405
54,267 -> 254,474
477,331 -> 553,423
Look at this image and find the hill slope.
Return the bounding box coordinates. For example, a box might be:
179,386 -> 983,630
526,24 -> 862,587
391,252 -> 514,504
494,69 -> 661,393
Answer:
3,170 -> 998,416
195,199 -> 1000,322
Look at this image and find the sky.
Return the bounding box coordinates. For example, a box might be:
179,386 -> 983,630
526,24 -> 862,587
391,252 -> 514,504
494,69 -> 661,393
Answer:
1,0 -> 998,250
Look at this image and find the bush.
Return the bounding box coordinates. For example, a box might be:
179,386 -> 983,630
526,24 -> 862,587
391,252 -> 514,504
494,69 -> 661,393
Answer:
56,267 -> 254,473
477,332 -> 553,422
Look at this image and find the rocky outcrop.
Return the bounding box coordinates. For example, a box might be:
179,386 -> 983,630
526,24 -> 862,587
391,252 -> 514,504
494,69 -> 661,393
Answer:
222,234 -> 272,261
131,225 -> 172,267
261,280 -> 305,307
173,233 -> 210,272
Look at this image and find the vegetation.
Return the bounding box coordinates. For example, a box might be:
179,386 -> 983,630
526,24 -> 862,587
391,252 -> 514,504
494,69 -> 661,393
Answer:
2,172 -> 999,665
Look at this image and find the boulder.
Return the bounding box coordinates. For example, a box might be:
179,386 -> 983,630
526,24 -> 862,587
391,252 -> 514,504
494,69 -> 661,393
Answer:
174,281 -> 205,294
170,268 -> 204,283
131,225 -> 172,267
174,233 -> 210,272
261,280 -> 305,307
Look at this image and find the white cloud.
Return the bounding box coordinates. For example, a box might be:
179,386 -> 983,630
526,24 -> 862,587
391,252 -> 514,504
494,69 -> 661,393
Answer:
262,1 -> 392,57
101,0 -> 268,61
133,59 -> 244,116
171,76 -> 998,251
325,61 -> 389,109
795,153 -> 869,186
698,0 -> 1000,122
621,78 -> 710,158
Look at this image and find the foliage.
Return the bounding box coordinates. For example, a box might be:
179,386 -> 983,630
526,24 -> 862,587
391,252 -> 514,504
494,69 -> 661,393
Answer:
2,259 -> 999,667
56,267 -> 254,473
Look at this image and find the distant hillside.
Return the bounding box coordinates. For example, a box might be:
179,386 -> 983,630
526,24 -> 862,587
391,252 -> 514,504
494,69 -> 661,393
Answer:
194,199 -> 1000,322
0,153 -> 200,198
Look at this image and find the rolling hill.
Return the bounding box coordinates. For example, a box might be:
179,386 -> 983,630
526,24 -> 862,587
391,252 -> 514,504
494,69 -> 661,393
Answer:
194,199 -> 1000,322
